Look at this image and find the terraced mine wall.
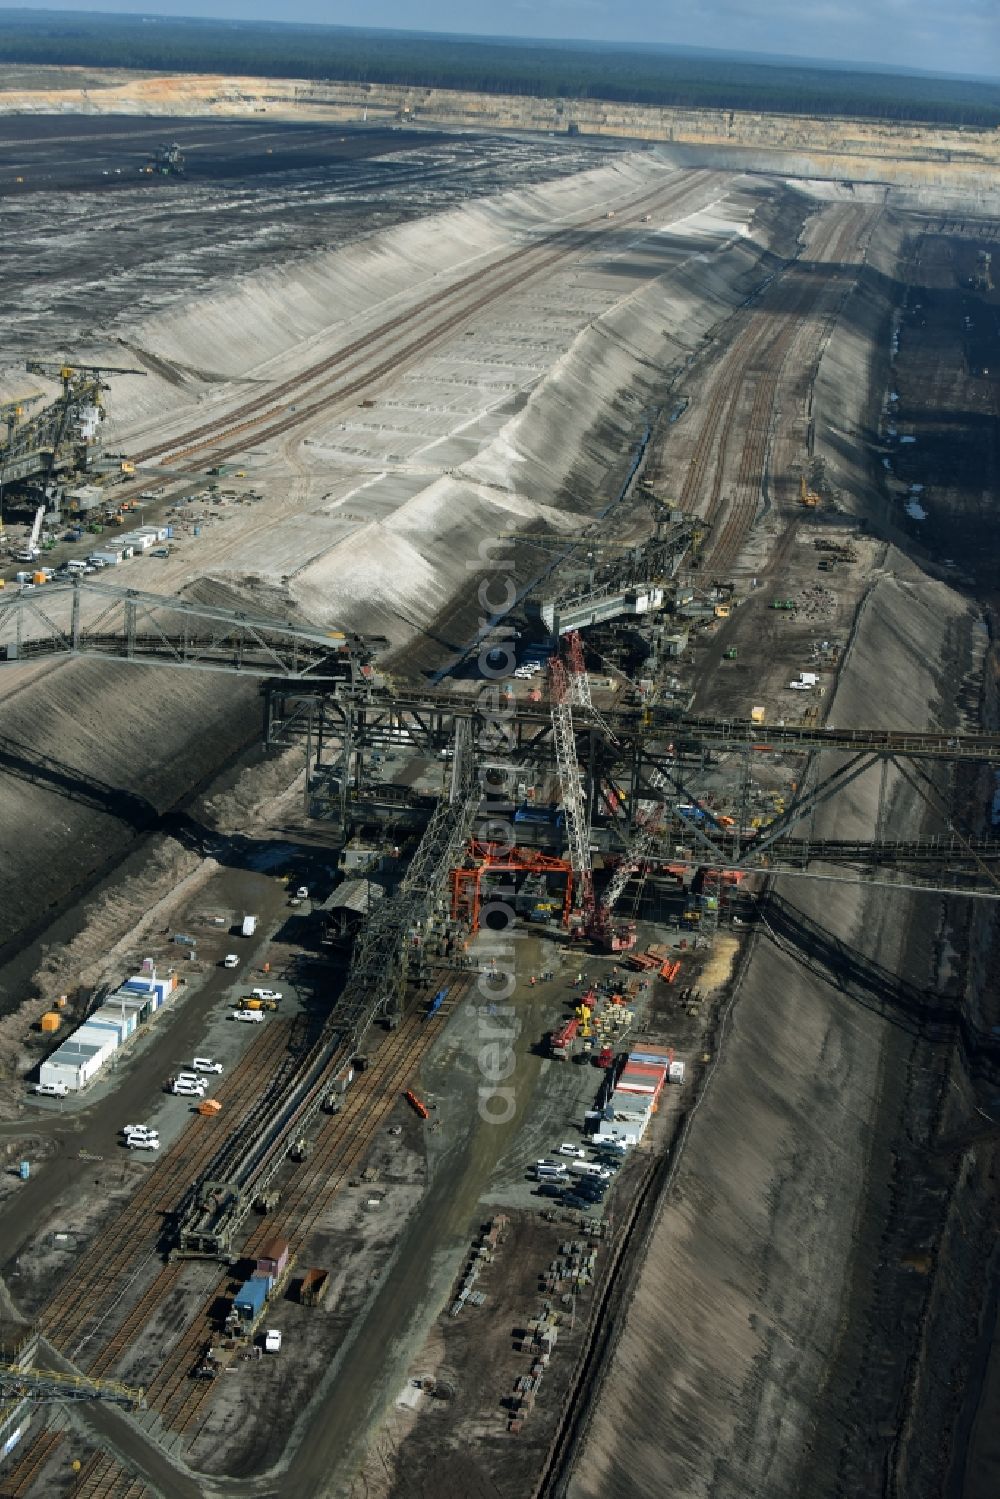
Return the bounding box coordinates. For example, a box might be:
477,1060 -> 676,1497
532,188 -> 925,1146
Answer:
3,68 -> 1000,194
0,162 -> 801,1004
565,205 -> 999,1499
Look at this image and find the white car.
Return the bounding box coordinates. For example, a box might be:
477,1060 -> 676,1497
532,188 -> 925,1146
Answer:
222,954 -> 239,969
171,1078 -> 206,1096
251,988 -> 282,1002
232,1009 -> 265,1023
295,886 -> 309,900
128,1136 -> 160,1151
557,1143 -> 586,1158
192,1057 -> 223,1074
34,1081 -> 69,1098
123,1126 -> 158,1141
264,1328 -> 282,1354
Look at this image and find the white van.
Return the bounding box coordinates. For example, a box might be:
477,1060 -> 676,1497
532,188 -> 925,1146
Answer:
35,1081 -> 69,1098
567,1160 -> 610,1179
171,1078 -> 206,1096
535,1164 -> 569,1181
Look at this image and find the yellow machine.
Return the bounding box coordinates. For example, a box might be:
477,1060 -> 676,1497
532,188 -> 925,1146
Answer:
799,475 -> 821,508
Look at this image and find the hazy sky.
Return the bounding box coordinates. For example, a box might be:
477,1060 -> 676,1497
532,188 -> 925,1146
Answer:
7,1 -> 1000,80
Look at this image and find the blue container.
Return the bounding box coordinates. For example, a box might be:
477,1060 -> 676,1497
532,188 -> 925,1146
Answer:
18,1161 -> 30,1181
425,987 -> 448,1020
234,1277 -> 269,1321
193,526 -> 201,537
165,526 -> 174,539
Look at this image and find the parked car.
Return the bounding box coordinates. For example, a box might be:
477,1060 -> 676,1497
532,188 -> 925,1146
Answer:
295,886 -> 309,900
168,1076 -> 206,1096
232,1010 -> 265,1024
34,1081 -> 69,1098
222,954 -> 239,969
122,1124 -> 158,1139
264,1328 -> 282,1354
128,1136 -> 160,1151
251,988 -> 282,1002
557,1143 -> 586,1158
192,1057 -> 223,1074
536,1182 -> 564,1198
564,1193 -> 595,1211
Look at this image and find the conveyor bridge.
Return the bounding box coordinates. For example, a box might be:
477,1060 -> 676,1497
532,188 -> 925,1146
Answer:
0,577 -> 387,680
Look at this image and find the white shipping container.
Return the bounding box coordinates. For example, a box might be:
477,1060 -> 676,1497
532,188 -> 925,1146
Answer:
74,1024 -> 118,1057
90,1007 -> 130,1042
39,1059 -> 81,1091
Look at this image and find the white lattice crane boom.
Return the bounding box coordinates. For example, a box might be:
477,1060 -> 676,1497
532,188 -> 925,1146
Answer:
549,654 -> 596,929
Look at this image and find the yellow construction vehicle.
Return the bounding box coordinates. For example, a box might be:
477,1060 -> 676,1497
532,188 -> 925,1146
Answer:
799,475 -> 821,508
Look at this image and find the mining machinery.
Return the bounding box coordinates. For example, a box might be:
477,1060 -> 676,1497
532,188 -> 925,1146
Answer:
1,360 -> 147,488
0,1362 -> 145,1411
146,142 -> 185,176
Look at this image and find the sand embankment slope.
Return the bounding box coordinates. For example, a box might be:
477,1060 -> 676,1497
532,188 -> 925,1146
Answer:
0,163 -> 796,982
568,554 -> 978,1499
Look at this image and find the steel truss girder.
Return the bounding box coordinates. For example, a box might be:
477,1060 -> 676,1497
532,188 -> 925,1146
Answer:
0,1364 -> 145,1410
0,577 -> 385,679
262,680 -> 1000,762
262,679 -> 1000,893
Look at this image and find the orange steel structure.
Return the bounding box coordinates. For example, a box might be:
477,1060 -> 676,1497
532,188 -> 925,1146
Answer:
450,841 -> 574,931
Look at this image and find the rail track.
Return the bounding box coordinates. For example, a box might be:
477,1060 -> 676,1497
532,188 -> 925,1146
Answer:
675,206 -> 877,574
123,171 -> 724,473
154,980 -> 469,1440
40,1019 -> 294,1362
65,1450 -> 148,1499
7,980 -> 462,1488
0,1429 -> 63,1499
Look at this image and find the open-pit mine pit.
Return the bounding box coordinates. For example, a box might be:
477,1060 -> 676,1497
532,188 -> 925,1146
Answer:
0,101 -> 998,1499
